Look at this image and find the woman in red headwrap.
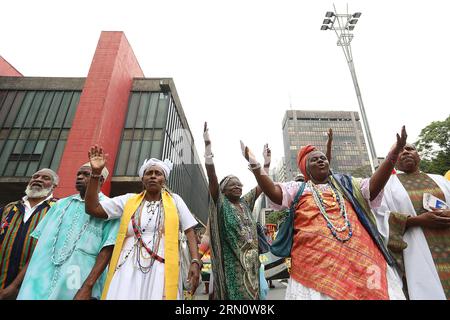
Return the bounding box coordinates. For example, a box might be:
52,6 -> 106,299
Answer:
241,126 -> 408,300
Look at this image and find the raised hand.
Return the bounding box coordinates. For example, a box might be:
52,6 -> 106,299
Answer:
327,128 -> 333,142
203,122 -> 211,146
263,143 -> 271,167
240,140 -> 259,167
393,126 -> 407,154
203,122 -> 214,164
326,128 -> 333,163
88,145 -> 107,174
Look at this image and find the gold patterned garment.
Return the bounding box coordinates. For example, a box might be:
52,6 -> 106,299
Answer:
213,188 -> 260,300
397,172 -> 450,299
290,190 -> 389,300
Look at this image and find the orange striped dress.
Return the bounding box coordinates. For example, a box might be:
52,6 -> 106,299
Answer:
289,188 -> 389,300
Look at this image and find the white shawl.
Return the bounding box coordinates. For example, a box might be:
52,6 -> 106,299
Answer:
374,173 -> 450,300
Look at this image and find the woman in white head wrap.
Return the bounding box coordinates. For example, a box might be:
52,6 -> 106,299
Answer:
84,145 -> 200,300
202,122 -> 271,300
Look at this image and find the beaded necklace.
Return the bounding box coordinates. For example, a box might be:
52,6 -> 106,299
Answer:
115,200 -> 163,273
308,180 -> 353,242
51,198 -> 91,266
132,201 -> 164,263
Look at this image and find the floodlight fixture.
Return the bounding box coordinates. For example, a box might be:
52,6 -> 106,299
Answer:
320,7 -> 378,173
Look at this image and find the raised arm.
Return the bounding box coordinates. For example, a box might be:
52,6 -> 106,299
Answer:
369,126 -> 407,201
326,128 -> 333,163
203,122 -> 220,203
85,145 -> 108,219
240,141 -> 283,205
254,143 -> 272,199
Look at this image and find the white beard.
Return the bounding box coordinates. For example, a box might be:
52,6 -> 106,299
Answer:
25,185 -> 53,199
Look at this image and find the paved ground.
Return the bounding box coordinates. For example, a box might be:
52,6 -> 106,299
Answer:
193,279 -> 287,300
266,279 -> 288,300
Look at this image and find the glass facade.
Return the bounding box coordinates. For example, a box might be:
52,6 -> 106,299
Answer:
282,110 -> 371,179
0,78 -> 210,223
112,83 -> 210,223
162,97 -> 210,223
114,92 -> 169,176
0,90 -> 80,177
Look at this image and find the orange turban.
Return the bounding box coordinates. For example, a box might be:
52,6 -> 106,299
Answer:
296,145 -> 317,181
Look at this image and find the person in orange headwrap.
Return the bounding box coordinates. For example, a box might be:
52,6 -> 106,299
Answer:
240,126 -> 409,300
297,128 -> 332,181
296,145 -> 317,182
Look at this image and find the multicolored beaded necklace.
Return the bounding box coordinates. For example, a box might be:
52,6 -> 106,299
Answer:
308,180 -> 353,242
115,200 -> 163,273
132,201 -> 164,264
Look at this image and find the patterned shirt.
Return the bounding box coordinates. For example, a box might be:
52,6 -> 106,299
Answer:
0,197 -> 56,289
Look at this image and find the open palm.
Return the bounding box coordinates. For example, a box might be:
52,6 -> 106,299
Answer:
88,145 -> 107,172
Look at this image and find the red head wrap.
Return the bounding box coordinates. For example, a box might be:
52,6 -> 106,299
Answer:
296,145 -> 317,181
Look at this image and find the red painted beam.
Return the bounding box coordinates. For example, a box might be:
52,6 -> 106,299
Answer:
0,56 -> 23,76
55,31 -> 144,198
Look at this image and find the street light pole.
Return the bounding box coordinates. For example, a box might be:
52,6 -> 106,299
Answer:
321,7 -> 377,173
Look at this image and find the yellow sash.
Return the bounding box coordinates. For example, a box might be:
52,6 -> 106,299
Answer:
101,190 -> 180,300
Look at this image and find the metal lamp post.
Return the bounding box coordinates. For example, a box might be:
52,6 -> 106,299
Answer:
321,7 -> 377,173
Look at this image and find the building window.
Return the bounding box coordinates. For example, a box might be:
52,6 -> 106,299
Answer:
114,92 -> 170,176
0,90 -> 80,177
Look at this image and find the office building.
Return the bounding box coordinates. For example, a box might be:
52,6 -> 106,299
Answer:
282,110 -> 371,180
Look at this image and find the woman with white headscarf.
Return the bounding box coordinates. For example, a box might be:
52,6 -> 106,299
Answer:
84,145 -> 200,300
203,123 -> 271,300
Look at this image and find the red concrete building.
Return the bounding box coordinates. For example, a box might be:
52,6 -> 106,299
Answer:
0,31 -> 208,223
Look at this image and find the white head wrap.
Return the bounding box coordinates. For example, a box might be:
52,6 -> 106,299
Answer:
82,163 -> 109,180
138,158 -> 173,179
219,175 -> 240,192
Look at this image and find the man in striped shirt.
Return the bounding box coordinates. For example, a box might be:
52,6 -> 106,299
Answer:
0,168 -> 58,299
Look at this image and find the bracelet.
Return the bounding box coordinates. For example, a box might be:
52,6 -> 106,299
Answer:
386,151 -> 399,166
191,258 -> 202,268
204,153 -> 214,159
90,173 -> 102,179
248,162 -> 261,170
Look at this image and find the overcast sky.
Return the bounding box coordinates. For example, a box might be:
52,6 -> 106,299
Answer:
1,0 -> 449,192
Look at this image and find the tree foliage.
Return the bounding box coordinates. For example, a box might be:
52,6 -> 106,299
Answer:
415,115 -> 450,175
349,164 -> 372,178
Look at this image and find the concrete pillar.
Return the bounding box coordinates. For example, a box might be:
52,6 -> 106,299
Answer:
55,31 -> 144,197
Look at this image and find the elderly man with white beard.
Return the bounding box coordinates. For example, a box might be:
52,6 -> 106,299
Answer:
0,168 -> 58,299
